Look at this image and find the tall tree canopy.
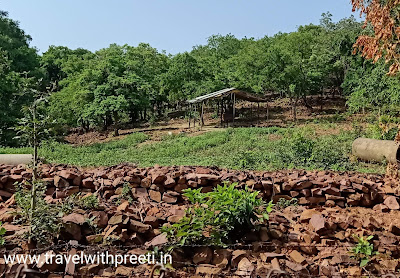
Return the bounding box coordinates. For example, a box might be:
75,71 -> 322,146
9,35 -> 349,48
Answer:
0,10 -> 40,146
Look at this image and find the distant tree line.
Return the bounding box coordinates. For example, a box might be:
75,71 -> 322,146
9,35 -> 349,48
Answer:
1,10 -> 400,146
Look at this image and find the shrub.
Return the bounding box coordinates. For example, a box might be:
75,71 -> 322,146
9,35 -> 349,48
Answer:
0,222 -> 6,246
80,194 -> 99,209
113,183 -> 134,205
62,193 -> 99,212
351,235 -> 377,267
15,181 -> 60,245
162,183 -> 273,248
275,198 -> 298,210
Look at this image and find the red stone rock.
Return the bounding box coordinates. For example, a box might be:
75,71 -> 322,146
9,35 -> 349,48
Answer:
384,196 -> 400,210
309,214 -> 326,234
193,246 -> 213,264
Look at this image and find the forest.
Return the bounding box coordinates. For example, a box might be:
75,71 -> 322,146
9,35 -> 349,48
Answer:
2,10 -> 400,147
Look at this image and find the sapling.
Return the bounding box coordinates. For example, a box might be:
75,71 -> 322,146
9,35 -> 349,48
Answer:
14,92 -> 54,243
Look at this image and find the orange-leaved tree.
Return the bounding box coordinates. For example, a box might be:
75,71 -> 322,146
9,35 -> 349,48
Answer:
352,0 -> 400,75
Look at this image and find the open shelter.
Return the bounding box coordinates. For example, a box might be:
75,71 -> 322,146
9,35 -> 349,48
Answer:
186,88 -> 269,128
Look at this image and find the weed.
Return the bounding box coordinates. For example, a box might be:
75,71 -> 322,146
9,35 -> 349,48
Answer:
62,193 -> 99,213
275,198 -> 298,210
162,182 -> 273,248
114,183 -> 134,205
80,194 -> 99,210
85,216 -> 101,234
14,181 -> 60,245
0,126 -> 384,173
351,235 -> 378,267
0,222 -> 6,246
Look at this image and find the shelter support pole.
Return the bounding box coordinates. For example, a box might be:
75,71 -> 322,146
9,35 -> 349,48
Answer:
257,102 -> 260,125
193,106 -> 197,128
233,93 -> 236,127
201,101 -> 204,129
188,104 -> 191,129
266,102 -> 269,120
220,99 -> 223,127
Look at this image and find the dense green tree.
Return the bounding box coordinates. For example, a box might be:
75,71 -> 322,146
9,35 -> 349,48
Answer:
41,46 -> 94,91
0,10 -> 41,146
47,43 -> 169,133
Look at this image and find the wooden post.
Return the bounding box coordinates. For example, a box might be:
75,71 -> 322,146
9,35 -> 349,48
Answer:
257,102 -> 260,125
193,106 -> 197,128
201,101 -> 204,129
266,102 -> 269,120
232,93 -> 236,127
188,104 -> 191,129
220,99 -> 223,127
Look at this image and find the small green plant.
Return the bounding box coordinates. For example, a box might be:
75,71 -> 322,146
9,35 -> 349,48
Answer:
15,182 -> 60,245
0,222 -> 6,246
162,182 -> 273,248
275,198 -> 298,210
118,183 -> 134,204
351,235 -> 377,267
62,193 -> 99,212
80,194 -> 99,210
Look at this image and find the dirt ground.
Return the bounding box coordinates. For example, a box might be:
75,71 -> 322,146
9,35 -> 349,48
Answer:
64,96 -> 362,146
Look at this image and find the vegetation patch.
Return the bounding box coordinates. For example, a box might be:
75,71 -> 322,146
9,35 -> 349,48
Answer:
162,183 -> 273,248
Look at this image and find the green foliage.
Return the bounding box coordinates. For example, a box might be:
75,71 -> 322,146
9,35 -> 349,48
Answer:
80,194 -> 99,210
275,198 -> 298,210
0,222 -> 6,246
14,181 -> 60,245
1,126 -> 385,173
0,10 -> 41,146
345,61 -> 400,114
114,183 -> 134,205
62,193 -> 99,213
162,183 -> 273,247
351,235 -> 377,267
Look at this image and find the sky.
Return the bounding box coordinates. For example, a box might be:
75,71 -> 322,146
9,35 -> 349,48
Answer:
1,0 -> 357,54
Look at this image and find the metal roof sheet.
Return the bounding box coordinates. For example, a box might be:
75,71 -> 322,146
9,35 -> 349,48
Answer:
187,88 -> 268,104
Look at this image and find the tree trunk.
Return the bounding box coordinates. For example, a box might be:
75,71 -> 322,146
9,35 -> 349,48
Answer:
302,95 -> 313,111
290,97 -> 297,121
113,111 -> 120,137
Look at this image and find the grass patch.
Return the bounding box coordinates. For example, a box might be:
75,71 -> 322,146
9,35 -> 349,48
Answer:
0,126 -> 386,173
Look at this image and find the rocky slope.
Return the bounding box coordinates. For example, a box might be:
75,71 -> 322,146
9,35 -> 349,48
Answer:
0,163 -> 399,277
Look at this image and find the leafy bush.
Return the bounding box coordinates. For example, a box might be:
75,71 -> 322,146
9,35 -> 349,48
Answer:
365,115 -> 399,141
80,194 -> 99,209
275,198 -> 298,210
162,183 -> 273,248
351,235 -> 377,267
113,183 -> 134,205
15,181 -> 60,245
62,193 -> 99,213
0,222 -> 6,246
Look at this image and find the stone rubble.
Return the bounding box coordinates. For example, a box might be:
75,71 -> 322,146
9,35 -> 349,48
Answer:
0,163 -> 400,277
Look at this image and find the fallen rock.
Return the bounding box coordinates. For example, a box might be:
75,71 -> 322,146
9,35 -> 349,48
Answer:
149,190 -> 162,202
309,214 -> 326,234
196,264 -> 222,275
129,220 -> 151,233
145,233 -> 168,248
212,249 -> 232,268
384,196 -> 400,210
236,257 -> 254,277
193,246 -> 213,264
289,250 -> 306,265
62,213 -> 85,225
